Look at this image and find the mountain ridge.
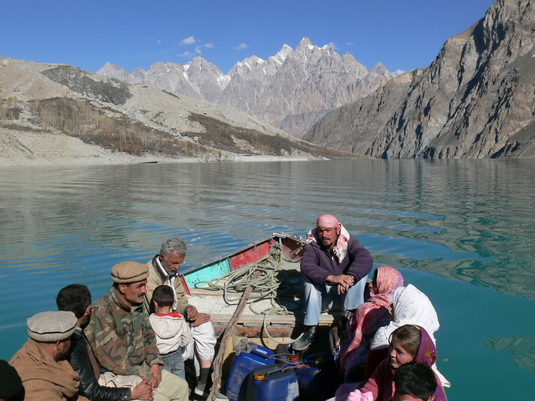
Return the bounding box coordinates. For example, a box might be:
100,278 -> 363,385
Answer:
0,57 -> 352,165
303,0 -> 535,159
97,38 -> 399,136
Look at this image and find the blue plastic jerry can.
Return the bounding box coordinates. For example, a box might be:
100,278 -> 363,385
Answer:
225,343 -> 276,401
296,352 -> 341,401
245,363 -> 299,401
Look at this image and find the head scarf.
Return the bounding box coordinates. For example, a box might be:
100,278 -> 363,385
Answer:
410,325 -> 448,401
317,214 -> 339,227
369,266 -> 406,307
339,267 -> 405,373
412,325 -> 437,366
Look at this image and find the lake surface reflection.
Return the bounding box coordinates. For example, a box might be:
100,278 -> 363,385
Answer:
1,159 -> 535,398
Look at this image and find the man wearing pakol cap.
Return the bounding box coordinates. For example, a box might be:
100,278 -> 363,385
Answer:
292,214 -> 373,351
145,237 -> 219,398
84,261 -> 188,401
9,311 -> 88,401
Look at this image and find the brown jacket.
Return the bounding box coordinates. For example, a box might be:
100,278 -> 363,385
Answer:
144,256 -> 192,315
9,339 -> 88,401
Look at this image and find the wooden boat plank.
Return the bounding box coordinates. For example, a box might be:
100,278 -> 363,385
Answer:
208,270 -> 263,400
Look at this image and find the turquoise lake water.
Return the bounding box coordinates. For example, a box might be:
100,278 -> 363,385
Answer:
1,159 -> 535,399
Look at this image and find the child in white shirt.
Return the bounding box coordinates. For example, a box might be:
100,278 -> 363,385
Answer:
149,285 -> 192,379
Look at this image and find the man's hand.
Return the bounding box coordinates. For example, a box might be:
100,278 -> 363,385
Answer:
191,312 -> 211,327
327,274 -> 355,294
149,364 -> 162,389
131,377 -> 154,400
185,305 -> 198,322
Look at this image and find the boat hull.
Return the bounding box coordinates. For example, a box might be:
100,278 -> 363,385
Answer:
181,233 -> 304,295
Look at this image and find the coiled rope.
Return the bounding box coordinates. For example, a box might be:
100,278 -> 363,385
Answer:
194,240 -> 305,344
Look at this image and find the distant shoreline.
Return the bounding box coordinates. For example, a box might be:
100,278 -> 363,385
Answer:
0,130 -> 320,168
0,154 -> 319,168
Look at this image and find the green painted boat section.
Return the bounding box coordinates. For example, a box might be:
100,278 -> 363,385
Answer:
184,258 -> 231,288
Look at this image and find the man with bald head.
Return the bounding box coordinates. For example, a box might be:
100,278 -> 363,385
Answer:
293,214 -> 373,351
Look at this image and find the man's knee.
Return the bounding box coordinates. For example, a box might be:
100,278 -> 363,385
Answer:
192,321 -> 217,361
191,321 -> 215,339
344,276 -> 367,310
154,369 -> 189,401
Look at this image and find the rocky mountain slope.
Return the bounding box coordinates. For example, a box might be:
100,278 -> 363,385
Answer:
97,38 -> 398,136
0,57 -> 352,164
303,0 -> 535,159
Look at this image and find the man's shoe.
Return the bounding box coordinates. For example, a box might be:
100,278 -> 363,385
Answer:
194,383 -> 229,400
292,330 -> 315,351
194,382 -> 206,397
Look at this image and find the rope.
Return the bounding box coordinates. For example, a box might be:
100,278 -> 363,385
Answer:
194,240 -> 305,344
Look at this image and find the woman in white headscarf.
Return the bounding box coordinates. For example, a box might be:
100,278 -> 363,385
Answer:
367,284 -> 450,388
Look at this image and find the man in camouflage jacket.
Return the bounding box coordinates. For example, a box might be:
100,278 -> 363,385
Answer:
84,261 -> 188,401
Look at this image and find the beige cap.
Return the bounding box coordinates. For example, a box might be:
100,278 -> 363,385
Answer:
27,311 -> 77,342
111,261 -> 149,283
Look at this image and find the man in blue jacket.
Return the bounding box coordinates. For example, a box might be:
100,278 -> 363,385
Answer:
293,214 -> 373,351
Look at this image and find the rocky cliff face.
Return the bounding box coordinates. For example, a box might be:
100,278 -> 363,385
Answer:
97,38 -> 398,136
304,0 -> 535,159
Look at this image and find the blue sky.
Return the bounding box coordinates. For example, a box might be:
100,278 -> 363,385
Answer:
1,0 -> 496,74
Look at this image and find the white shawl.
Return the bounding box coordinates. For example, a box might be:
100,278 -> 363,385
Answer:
370,284 -> 439,349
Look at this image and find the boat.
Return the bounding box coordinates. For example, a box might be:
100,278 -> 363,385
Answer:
180,232 -> 344,400
182,232 -> 343,339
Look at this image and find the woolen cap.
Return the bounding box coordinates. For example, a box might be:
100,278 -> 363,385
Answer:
27,311 -> 77,342
0,359 -> 22,398
111,261 -> 149,283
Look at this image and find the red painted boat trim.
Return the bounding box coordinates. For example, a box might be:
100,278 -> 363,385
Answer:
229,239 -> 274,270
180,275 -> 191,296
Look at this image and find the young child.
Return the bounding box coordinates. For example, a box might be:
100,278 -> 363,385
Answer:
393,361 -> 437,401
149,285 -> 192,380
332,325 -> 447,401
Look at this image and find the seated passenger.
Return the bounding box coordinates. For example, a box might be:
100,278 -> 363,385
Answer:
145,237 -> 218,398
293,214 -> 373,351
366,284 -> 449,388
56,284 -> 154,401
84,261 -> 189,401
392,361 -> 438,401
332,325 -> 447,401
338,266 -> 405,381
9,311 -> 84,401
